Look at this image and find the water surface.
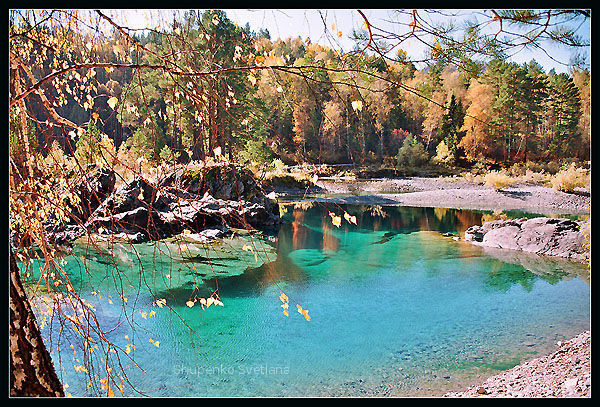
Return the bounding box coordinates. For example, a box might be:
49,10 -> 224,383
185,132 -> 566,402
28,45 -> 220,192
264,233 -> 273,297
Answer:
25,204 -> 590,397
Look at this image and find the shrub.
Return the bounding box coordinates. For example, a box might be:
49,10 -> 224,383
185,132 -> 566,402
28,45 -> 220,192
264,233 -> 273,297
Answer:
550,163 -> 590,193
397,135 -> 428,167
433,140 -> 453,165
159,145 -> 180,163
521,169 -> 550,185
484,170 -> 515,190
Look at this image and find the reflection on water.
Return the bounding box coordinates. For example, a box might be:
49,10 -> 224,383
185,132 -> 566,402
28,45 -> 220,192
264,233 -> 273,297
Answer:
23,203 -> 590,397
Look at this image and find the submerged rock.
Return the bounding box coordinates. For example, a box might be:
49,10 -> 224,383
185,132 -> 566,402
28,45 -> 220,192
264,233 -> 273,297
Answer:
464,217 -> 589,261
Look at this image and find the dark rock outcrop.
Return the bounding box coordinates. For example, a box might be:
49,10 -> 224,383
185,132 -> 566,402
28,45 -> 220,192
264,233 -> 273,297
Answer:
79,164 -> 281,243
464,217 -> 589,262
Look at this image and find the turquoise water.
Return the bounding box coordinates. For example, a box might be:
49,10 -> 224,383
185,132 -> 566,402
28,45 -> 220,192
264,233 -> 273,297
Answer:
24,204 -> 590,397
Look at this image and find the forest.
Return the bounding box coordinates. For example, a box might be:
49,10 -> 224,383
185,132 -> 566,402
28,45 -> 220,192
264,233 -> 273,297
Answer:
10,9 -> 590,177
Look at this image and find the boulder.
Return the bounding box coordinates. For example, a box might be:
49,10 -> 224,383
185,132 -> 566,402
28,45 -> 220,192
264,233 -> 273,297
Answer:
81,164 -> 281,243
67,164 -> 116,223
464,217 -> 589,261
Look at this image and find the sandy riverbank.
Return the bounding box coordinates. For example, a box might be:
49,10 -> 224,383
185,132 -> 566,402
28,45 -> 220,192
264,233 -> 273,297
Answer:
313,176 -> 590,215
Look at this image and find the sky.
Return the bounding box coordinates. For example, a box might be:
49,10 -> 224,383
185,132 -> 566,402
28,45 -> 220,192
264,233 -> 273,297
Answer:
102,9 -> 591,74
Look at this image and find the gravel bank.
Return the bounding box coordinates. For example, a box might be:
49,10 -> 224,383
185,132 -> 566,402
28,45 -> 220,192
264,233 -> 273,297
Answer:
315,177 -> 590,215
444,331 -> 591,398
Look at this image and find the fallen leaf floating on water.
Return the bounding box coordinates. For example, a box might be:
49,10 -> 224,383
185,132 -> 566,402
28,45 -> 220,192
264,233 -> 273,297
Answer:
186,300 -> 195,308
149,338 -> 160,347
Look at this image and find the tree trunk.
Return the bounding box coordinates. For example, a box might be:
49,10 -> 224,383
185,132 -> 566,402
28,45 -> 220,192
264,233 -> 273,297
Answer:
10,251 -> 64,397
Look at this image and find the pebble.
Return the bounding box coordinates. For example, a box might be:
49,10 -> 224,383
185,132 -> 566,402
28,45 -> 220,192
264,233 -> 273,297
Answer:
444,331 -> 590,398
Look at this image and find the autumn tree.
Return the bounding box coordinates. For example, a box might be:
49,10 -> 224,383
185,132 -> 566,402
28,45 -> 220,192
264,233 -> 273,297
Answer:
459,79 -> 496,160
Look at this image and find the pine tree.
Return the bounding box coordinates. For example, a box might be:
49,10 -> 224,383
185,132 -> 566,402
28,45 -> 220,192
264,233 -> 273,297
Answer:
547,73 -> 581,158
439,94 -> 466,162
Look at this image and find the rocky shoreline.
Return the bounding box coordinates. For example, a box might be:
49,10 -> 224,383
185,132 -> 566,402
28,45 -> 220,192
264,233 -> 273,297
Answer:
444,331 -> 591,398
40,163 -> 281,246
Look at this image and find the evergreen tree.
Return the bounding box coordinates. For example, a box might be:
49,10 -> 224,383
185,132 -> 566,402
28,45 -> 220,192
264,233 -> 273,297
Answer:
439,94 -> 466,162
547,73 -> 581,158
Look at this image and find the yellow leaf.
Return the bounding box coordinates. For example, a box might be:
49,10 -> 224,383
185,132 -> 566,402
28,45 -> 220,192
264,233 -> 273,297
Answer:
107,389 -> 115,397
149,310 -> 156,317
337,31 -> 343,38
149,338 -> 159,347
331,214 -> 341,228
91,112 -> 99,120
125,335 -> 129,341
331,23 -> 336,30
186,300 -> 195,308
107,96 -> 118,109
279,293 -> 288,303
140,312 -> 147,319
283,310 -> 289,317
155,298 -> 166,308
281,302 -> 289,309
255,55 -> 265,65
351,100 -> 363,112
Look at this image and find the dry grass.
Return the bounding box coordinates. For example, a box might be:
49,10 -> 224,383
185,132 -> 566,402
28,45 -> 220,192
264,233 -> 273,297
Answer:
550,163 -> 590,193
484,170 -> 515,190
